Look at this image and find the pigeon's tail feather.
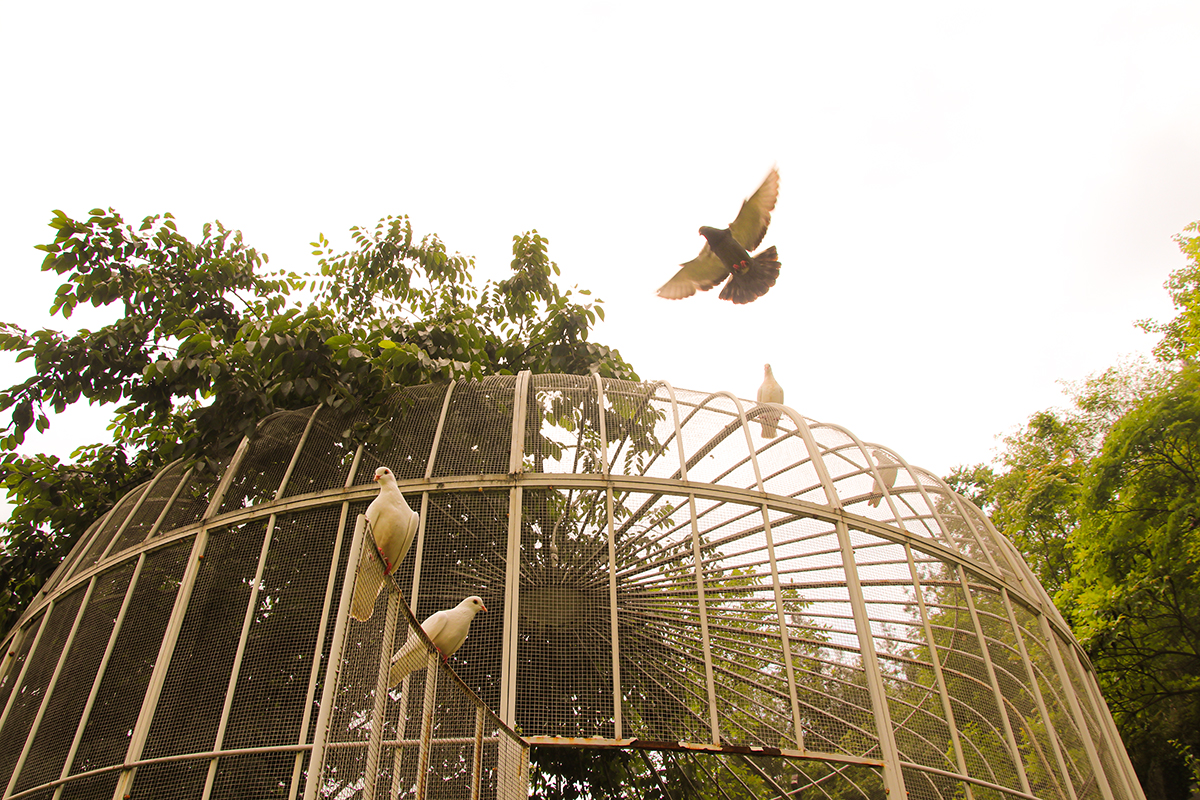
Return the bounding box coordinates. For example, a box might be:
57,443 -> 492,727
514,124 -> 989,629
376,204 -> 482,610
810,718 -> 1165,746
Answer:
719,246 -> 780,304
388,634 -> 433,687
350,546 -> 386,621
867,495 -> 883,508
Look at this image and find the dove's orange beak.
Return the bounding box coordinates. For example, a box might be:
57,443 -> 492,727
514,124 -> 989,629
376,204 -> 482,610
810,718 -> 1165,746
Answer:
481,602 -> 488,612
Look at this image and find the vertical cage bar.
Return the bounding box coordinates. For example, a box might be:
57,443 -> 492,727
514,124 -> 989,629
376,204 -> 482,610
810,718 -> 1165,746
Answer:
388,671 -> 416,799
113,526 -> 211,800
509,371 -> 531,475
905,543 -> 975,800
471,704 -> 485,800
4,579 -> 95,799
779,409 -> 842,510
113,435 -> 254,800
1001,588 -> 1077,800
414,651 -> 440,799
1077,650 -> 1146,800
0,626 -> 29,694
604,487 -> 622,740
93,471 -> 165,564
594,375 -> 610,481
497,733 -> 526,800
0,607 -> 49,737
1040,616 -> 1119,800
956,564 -> 1033,796
30,504 -> 119,617
596,374 -> 623,741
362,588 -> 402,800
302,511 -> 369,800
423,381 -> 456,480
288,445 -> 362,800
662,381 -> 719,745
761,504 -> 804,750
500,486 -> 523,725
200,513 -> 281,800
141,465 -> 195,542
942,487 -> 1008,581
730,391 -> 804,749
52,553 -> 146,800
834,519 -> 908,800
274,405 -> 322,500
500,371 -> 531,728
407,493 -> 432,611
408,382 -> 456,610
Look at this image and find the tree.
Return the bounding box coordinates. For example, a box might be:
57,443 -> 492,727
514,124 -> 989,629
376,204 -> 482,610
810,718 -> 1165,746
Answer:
944,221 -> 1200,800
0,209 -> 637,632
1138,222 -> 1200,364
947,360 -> 1167,604
1062,366 -> 1200,800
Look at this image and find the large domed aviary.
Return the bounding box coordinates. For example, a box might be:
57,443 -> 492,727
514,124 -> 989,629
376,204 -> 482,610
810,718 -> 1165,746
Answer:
0,373 -> 1144,800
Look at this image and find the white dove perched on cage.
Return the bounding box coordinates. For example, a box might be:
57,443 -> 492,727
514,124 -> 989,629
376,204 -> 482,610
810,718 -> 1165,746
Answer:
756,363 -> 785,438
867,449 -> 900,508
388,596 -> 487,687
350,466 -> 420,621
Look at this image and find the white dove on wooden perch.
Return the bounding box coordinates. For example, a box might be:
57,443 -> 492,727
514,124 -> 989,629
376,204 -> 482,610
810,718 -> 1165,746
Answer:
756,363 -> 785,438
389,596 -> 487,687
350,466 -> 420,622
867,449 -> 899,508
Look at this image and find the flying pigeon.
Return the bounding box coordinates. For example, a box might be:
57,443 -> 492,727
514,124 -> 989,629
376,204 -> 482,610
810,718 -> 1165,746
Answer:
389,596 -> 487,686
350,466 -> 420,622
867,449 -> 899,508
657,167 -> 781,305
756,363 -> 785,438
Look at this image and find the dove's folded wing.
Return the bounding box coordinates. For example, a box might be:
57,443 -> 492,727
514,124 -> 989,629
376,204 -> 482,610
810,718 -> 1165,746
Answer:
657,247 -> 730,299
422,611 -> 449,646
729,167 -> 779,251
388,632 -> 427,686
388,610 -> 445,686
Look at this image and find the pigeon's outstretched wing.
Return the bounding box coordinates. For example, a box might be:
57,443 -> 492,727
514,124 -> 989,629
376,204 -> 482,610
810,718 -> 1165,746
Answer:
389,596 -> 487,687
756,363 -> 785,438
867,450 -> 900,508
658,167 -> 781,302
657,247 -> 729,300
729,167 -> 779,251
351,467 -> 420,621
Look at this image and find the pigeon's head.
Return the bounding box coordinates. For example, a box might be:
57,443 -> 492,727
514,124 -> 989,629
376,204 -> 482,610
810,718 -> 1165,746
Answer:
764,363 -> 773,376
374,466 -> 394,483
462,596 -> 487,615
871,449 -> 898,468
698,225 -> 721,244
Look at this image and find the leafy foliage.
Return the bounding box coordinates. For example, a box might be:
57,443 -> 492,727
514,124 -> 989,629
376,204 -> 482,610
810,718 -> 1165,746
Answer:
0,209 -> 636,632
1139,222 -> 1200,364
1063,366 -> 1200,800
947,361 -> 1168,603
945,221 -> 1200,799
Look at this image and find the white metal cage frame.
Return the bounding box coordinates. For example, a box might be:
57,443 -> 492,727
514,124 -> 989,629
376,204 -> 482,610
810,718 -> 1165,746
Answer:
0,373 -> 1143,800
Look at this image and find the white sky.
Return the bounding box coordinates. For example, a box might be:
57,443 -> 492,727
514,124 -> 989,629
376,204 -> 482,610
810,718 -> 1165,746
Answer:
2,1 -> 1198,482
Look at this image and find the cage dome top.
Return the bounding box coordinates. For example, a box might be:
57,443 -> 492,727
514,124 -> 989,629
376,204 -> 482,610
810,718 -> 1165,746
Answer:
36,372 -> 1041,612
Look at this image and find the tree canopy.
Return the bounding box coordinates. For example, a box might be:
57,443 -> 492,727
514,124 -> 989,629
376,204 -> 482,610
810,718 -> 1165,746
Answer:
0,209 -> 636,632
1065,365 -> 1200,797
948,222 -> 1200,800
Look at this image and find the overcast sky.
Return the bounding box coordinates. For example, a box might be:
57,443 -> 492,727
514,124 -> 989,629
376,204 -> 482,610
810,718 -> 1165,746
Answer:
2,1 -> 1198,483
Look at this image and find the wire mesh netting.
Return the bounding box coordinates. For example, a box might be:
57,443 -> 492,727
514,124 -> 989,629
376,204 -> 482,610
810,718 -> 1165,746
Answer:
0,373 -> 1142,800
